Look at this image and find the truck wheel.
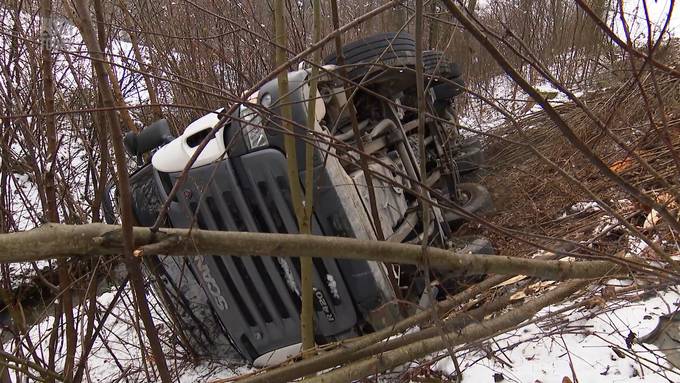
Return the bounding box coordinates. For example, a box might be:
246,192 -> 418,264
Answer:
323,32 -> 416,81
422,50 -> 465,101
443,182 -> 494,225
423,50 -> 462,79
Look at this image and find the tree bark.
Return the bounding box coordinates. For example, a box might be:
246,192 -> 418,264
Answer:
0,223 -> 627,281
62,0 -> 171,381
273,0 -> 315,352
305,280 -> 587,382
40,1 -> 77,380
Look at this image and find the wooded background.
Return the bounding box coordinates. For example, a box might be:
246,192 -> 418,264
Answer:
1,0 -> 679,382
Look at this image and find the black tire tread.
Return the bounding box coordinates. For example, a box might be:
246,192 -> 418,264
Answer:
422,50 -> 463,78
323,32 -> 416,80
324,32 -> 415,64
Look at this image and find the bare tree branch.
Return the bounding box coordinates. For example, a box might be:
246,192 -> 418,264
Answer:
0,223 -> 626,281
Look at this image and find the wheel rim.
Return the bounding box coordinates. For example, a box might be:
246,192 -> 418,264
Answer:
457,189 -> 471,205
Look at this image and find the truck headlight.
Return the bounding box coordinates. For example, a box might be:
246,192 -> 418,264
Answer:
240,104 -> 268,150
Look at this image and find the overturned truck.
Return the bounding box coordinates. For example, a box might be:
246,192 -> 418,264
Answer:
114,32 -> 494,367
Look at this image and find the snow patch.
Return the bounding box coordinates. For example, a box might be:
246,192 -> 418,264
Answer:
326,274 -> 340,300
436,289 -> 680,383
277,258 -> 300,296
570,201 -> 602,214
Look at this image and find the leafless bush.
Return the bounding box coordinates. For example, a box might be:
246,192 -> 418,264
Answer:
0,0 -> 678,382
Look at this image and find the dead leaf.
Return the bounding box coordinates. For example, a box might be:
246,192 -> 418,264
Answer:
644,193 -> 679,229
510,290 -> 527,302
602,285 -> 616,300
643,209 -> 661,229
493,275 -> 527,288
585,296 -> 606,308
656,192 -> 677,209
610,157 -> 633,173
527,280 -> 556,291
611,346 -> 626,358
562,377 -> 573,383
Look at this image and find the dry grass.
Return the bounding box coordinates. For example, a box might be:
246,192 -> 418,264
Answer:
460,46 -> 680,259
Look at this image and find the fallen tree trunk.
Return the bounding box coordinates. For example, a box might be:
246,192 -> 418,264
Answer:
2,223 -> 622,280
305,280 -> 587,383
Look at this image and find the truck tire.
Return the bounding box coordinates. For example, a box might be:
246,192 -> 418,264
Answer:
423,50 -> 462,78
323,32 -> 416,80
443,182 -> 494,225
421,51 -> 465,100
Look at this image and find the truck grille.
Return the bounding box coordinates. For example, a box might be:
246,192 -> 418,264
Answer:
164,149 -> 357,360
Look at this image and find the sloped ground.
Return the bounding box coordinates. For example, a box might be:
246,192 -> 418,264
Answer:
437,287 -> 680,382
428,43 -> 680,382
463,47 -> 680,261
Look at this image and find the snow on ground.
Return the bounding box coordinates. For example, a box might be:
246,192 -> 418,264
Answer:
461,0 -> 678,138
2,283 -> 251,382
569,201 -> 603,214
432,201 -> 679,382
6,277 -> 679,382
436,288 -> 680,383
458,73 -> 578,137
